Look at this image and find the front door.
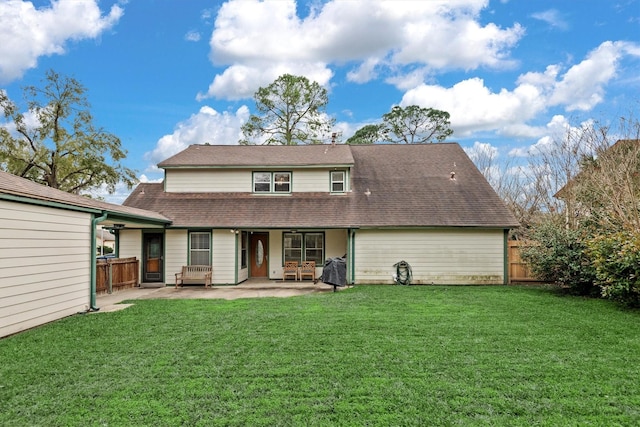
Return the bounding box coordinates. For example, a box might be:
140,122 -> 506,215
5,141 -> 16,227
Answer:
250,233 -> 268,278
143,233 -> 163,282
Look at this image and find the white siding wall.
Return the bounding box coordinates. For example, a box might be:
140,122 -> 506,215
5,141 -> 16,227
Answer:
291,170 -> 330,192
118,229 -> 142,284
354,229 -> 505,285
165,229 -> 187,285
0,200 -> 92,338
212,230 -> 236,284
118,230 -> 141,260
165,170 -> 249,193
165,168 -> 348,193
325,229 -> 348,259
269,231 -> 283,279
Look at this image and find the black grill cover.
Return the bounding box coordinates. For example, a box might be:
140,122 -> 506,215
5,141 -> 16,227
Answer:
321,257 -> 347,287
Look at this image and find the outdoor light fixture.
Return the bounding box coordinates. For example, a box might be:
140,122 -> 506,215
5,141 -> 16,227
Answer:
112,223 -> 125,229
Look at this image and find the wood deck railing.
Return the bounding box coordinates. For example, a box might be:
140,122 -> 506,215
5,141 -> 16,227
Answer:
96,257 -> 139,294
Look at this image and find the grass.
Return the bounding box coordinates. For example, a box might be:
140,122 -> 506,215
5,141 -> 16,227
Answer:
1,285 -> 639,426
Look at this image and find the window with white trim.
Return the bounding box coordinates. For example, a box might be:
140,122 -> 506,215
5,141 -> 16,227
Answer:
189,232 -> 211,265
331,171 -> 346,192
283,232 -> 324,265
253,172 -> 291,193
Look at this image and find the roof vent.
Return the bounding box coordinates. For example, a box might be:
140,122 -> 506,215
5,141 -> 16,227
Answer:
450,172 -> 456,180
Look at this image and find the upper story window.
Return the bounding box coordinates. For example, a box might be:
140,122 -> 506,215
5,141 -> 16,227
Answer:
253,172 -> 291,193
331,171 -> 346,193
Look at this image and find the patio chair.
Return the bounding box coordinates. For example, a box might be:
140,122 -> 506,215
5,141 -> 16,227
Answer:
283,261 -> 299,281
299,261 -> 316,281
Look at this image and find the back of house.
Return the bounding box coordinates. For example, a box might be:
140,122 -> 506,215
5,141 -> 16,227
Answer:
121,143 -> 518,286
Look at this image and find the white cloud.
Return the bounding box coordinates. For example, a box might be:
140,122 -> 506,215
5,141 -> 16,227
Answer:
144,105 -> 250,166
0,0 -> 123,83
199,0 -> 524,100
508,115 -> 587,157
549,41 -> 630,111
196,63 -> 333,101
401,77 -> 546,137
184,30 -> 201,42
531,9 -> 569,31
400,41 -> 639,137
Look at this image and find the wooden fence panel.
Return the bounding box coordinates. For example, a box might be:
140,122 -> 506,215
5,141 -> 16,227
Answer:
508,241 -> 540,283
96,257 -> 139,294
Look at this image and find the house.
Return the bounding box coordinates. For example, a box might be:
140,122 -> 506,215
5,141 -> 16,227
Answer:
554,139 -> 640,230
0,170 -> 170,338
121,143 -> 519,286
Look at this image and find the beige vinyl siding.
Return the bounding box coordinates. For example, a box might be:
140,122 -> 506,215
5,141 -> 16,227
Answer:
353,229 -> 505,285
269,231 -> 283,279
165,168 -> 348,193
165,229 -> 187,285
212,230 -> 235,284
118,229 -> 141,259
292,169 -> 336,192
325,229 -> 348,259
118,229 -> 142,283
0,200 -> 91,338
165,169 -> 249,192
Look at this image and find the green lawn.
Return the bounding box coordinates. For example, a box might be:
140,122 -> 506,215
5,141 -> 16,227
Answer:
1,285 -> 639,426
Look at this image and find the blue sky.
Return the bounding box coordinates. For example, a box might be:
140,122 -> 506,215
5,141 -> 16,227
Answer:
1,0 -> 639,203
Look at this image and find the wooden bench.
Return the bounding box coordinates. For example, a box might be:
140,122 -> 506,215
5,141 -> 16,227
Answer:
175,265 -> 212,288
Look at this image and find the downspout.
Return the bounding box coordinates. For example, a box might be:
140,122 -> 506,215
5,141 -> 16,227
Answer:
90,212 -> 109,311
349,229 -> 356,285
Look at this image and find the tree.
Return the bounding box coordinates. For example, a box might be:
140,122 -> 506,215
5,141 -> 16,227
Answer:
345,124 -> 384,145
240,74 -> 335,145
382,105 -> 453,144
0,70 -> 136,194
548,114 -> 640,233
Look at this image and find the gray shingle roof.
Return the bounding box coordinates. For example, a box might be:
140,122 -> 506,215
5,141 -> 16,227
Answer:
158,144 -> 354,168
125,143 -> 519,229
0,170 -> 170,223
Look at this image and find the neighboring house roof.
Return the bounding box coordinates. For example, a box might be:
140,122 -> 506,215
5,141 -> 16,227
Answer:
555,139 -> 640,199
0,170 -> 171,226
125,143 -> 519,229
158,144 -> 355,168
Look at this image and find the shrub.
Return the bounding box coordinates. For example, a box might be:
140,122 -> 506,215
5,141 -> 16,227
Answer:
521,218 -> 597,295
586,232 -> 640,307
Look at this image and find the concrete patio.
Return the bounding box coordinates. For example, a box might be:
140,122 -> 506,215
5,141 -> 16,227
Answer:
95,279 -> 347,312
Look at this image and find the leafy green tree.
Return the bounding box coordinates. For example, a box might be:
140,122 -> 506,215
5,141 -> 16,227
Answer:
0,70 -> 136,194
382,105 -> 453,144
348,105 -> 453,145
240,74 -> 334,145
345,124 -> 385,145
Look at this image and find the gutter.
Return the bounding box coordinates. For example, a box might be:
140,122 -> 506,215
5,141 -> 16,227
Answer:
90,212 -> 109,311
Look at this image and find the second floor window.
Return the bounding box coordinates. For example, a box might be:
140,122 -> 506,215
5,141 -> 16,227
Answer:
274,172 -> 291,192
253,172 -> 291,193
331,171 -> 346,192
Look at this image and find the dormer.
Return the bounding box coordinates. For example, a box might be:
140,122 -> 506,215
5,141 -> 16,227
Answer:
158,144 -> 355,194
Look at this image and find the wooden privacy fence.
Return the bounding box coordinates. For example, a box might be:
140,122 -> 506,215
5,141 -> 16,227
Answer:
97,257 -> 139,294
508,241 -> 540,283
